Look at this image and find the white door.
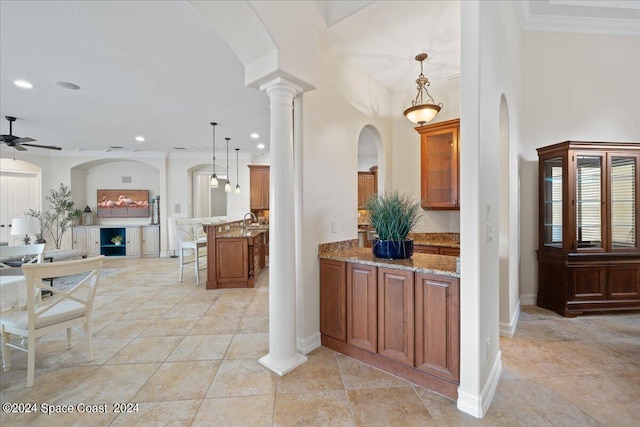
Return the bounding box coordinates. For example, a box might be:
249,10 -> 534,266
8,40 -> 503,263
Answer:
0,172 -> 39,244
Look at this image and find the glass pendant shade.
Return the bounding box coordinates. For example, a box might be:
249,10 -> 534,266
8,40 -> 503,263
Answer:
403,53 -> 442,125
210,174 -> 219,188
235,184 -> 241,193
224,180 -> 231,192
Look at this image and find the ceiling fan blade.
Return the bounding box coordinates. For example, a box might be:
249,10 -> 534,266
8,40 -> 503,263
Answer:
13,144 -> 27,151
13,137 -> 36,143
20,143 -> 62,151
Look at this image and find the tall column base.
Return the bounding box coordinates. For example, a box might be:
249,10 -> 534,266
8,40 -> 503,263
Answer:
259,353 -> 308,376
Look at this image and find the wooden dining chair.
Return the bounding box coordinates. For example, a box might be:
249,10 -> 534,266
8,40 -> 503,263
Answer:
0,255 -> 105,387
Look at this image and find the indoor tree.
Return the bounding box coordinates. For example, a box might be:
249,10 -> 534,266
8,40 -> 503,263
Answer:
41,183 -> 81,249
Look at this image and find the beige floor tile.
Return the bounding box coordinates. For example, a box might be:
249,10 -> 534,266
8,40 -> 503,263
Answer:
207,358 -> 277,397
544,339 -> 640,373
162,301 -> 215,318
584,315 -> 640,337
238,314 -> 269,333
273,390 -> 354,427
134,360 -> 220,401
29,407 -> 119,427
347,386 -> 437,427
537,372 -> 640,426
139,317 -> 199,337
336,353 -> 410,389
93,319 -> 156,339
225,332 -> 269,359
57,363 -> 160,405
189,313 -> 243,335
110,399 -> 201,427
192,395 -> 274,427
106,336 -> 183,364
0,366 -> 98,404
166,334 -> 232,361
276,346 -> 344,394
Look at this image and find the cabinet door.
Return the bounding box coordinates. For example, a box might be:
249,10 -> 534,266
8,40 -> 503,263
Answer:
87,227 -> 101,256
320,259 -> 346,341
263,169 -> 270,209
357,172 -> 376,209
125,227 -> 140,258
72,227 -> 88,252
575,153 -> 605,251
571,267 -> 607,300
141,226 -> 159,257
414,245 -> 439,254
249,166 -> 269,210
347,263 -> 377,353
439,247 -> 460,257
216,238 -> 248,283
415,273 -> 460,382
419,119 -> 459,210
608,265 -> 640,299
377,267 -> 414,366
609,154 -> 639,252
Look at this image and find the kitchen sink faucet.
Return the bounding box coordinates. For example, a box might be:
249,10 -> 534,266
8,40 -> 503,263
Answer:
243,212 -> 257,229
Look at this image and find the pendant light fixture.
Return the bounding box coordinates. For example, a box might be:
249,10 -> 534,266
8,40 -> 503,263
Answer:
224,137 -> 231,192
210,122 -> 219,187
235,148 -> 241,193
403,53 -> 442,125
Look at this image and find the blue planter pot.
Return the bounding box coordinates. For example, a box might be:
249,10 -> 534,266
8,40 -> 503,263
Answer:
372,238 -> 414,259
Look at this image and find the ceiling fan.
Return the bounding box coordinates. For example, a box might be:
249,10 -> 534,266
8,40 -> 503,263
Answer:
0,116 -> 62,151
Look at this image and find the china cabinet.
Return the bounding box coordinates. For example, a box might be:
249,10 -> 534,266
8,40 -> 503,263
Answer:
537,141 -> 640,316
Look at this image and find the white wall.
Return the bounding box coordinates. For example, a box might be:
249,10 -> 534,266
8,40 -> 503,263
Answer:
298,39 -> 393,343
458,0 -> 523,418
519,31 -> 640,301
392,77 -> 462,232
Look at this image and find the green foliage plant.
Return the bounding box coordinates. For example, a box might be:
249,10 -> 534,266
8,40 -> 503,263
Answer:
42,183 -> 79,249
111,235 -> 123,244
366,190 -> 422,243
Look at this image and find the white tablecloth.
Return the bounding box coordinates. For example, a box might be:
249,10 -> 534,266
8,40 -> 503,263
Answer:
0,275 -> 27,311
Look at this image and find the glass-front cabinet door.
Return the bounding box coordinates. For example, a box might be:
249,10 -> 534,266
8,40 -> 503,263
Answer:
542,156 -> 564,248
609,155 -> 638,251
575,155 -> 604,250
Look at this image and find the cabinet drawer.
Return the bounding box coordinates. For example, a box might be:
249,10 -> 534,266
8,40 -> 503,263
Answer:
414,245 -> 439,254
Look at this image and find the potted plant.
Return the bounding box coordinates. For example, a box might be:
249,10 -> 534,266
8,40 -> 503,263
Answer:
111,235 -> 123,245
366,190 -> 422,259
25,208 -> 48,244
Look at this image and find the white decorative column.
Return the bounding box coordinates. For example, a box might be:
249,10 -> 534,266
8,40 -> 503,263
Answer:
259,78 -> 307,375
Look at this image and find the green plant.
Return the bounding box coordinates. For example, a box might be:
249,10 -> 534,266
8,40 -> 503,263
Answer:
25,208 -> 47,241
366,190 -> 422,242
111,235 -> 123,244
42,183 -> 79,249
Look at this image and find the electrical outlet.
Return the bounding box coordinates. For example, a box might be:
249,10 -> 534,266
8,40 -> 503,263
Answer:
331,220 -> 337,233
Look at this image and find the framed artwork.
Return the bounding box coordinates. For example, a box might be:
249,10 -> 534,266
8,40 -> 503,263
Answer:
96,189 -> 150,218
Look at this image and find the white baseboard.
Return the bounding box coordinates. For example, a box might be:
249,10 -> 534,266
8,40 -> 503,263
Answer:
521,293 -> 536,306
499,298 -> 521,338
297,332 -> 321,355
457,350 -> 502,418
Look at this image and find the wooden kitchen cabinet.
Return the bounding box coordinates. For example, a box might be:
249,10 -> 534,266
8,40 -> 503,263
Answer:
417,118 -> 460,210
537,141 -> 640,316
249,165 -> 269,210
357,167 -> 377,209
378,267 -> 414,366
415,272 -> 460,383
216,238 -> 249,286
320,259 -> 346,342
414,244 -> 460,257
347,263 -> 377,353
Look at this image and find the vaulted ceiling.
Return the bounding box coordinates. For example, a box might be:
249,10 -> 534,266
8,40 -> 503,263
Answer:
0,1 -> 636,156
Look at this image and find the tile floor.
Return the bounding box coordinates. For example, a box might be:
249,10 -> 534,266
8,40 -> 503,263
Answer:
1,257 -> 639,426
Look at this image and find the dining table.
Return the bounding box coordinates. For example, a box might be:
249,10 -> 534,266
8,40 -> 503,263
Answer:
0,267 -> 27,312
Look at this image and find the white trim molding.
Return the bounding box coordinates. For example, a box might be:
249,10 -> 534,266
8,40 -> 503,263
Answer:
499,298 -> 521,338
457,351 -> 503,418
297,332 -> 321,355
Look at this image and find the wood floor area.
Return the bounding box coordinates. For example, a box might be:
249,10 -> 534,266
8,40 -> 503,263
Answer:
1,257 -> 638,426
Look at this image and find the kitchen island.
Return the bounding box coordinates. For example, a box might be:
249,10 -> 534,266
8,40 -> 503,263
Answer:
319,239 -> 460,399
203,220 -> 267,289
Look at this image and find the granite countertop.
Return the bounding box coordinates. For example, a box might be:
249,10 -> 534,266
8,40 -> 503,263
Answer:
408,232 -> 460,249
319,242 -> 459,278
216,228 -> 267,239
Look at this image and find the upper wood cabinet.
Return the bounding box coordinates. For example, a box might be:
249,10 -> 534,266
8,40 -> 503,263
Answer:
249,165 -> 269,210
357,166 -> 377,209
417,118 -> 460,210
536,141 -> 640,316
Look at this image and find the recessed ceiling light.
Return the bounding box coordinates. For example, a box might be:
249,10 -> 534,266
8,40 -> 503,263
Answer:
14,79 -> 33,89
135,136 -> 145,142
250,133 -> 259,139
257,143 -> 265,150
56,81 -> 81,90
